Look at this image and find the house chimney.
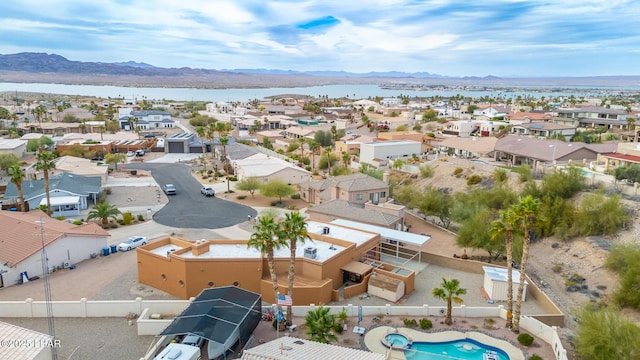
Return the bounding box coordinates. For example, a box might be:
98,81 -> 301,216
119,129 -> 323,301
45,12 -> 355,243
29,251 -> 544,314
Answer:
383,170 -> 390,184
192,240 -> 210,256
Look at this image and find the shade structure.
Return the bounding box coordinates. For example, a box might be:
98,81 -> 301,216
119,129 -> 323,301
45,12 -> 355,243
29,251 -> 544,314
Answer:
158,286 -> 262,358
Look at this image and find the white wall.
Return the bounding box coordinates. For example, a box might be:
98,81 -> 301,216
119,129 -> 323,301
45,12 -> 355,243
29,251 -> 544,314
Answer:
6,235 -> 107,286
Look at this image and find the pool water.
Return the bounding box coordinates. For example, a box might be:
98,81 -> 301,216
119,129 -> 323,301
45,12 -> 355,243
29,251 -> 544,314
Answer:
405,340 -> 509,360
385,333 -> 411,348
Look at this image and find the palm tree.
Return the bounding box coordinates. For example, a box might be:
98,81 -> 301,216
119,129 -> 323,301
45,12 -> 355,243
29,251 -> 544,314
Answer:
298,137 -> 306,160
247,214 -> 287,325
304,306 -> 340,344
432,278 -> 466,325
490,208 -> 520,329
195,126 -> 207,172
206,123 -> 217,162
512,196 -> 540,332
342,151 -> 351,169
87,202 -> 121,226
8,165 -> 26,212
309,140 -> 320,169
280,211 -> 311,324
34,150 -> 57,215
105,153 -> 127,172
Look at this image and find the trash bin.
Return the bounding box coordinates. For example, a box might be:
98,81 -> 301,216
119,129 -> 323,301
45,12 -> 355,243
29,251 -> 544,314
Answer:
110,245 -> 118,254
102,247 -> 110,256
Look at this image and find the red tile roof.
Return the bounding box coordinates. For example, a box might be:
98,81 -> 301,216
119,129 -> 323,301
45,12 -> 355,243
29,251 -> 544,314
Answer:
0,210 -> 109,266
601,152 -> 640,164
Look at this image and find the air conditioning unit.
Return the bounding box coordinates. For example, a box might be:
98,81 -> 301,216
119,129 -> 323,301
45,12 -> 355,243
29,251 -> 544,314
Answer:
304,247 -> 318,260
62,260 -> 71,269
322,226 -> 330,235
167,249 -> 176,256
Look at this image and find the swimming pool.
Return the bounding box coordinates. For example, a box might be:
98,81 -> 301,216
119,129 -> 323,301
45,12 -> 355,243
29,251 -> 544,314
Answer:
384,333 -> 412,349
404,339 -> 510,360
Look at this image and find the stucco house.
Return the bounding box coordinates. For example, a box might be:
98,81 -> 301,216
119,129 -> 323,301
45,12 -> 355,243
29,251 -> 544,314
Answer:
233,153 -> 311,185
4,172 -> 102,216
118,110 -> 175,130
298,173 -> 389,206
0,210 -> 109,288
438,136 -> 498,159
136,220 -> 416,304
494,135 -> 618,168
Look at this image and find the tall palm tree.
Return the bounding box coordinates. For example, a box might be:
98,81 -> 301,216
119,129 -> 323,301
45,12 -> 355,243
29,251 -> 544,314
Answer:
298,137 -> 305,160
432,278 -> 466,325
280,211 -> 311,324
195,126 -> 207,172
206,123 -> 217,162
247,215 -> 287,324
308,140 -> 320,169
87,202 -> 121,226
35,150 -> 57,215
8,165 -> 26,212
490,208 -> 520,329
512,195 -> 541,333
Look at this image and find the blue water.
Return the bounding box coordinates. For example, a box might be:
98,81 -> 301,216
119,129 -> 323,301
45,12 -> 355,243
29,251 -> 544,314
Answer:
405,339 -> 510,360
0,82 -> 628,102
386,333 -> 411,347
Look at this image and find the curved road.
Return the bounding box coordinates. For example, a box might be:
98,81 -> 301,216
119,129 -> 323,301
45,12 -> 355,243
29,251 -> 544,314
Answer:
125,163 -> 257,229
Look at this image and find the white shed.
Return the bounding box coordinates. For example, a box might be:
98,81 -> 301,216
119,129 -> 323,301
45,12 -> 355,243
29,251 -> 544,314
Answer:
367,273 -> 405,303
482,266 -> 528,302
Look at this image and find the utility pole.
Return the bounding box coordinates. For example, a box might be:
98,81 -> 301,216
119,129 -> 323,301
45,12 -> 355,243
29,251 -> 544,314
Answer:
37,218 -> 57,360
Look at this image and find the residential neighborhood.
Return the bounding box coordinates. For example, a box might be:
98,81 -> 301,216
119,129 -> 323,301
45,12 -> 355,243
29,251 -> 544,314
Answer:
0,89 -> 639,360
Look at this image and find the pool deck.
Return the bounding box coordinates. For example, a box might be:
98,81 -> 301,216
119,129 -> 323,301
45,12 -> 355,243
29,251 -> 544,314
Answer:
364,326 -> 525,360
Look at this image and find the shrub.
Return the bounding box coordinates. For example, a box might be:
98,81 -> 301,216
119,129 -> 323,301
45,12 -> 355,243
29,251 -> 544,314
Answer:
419,318 -> 433,330
229,177 -> 238,181
453,168 -> 464,177
55,216 -> 66,221
402,318 -> 418,327
466,175 -> 482,185
517,333 -> 534,346
551,263 -> 563,273
137,214 -> 145,222
237,195 -> 247,200
122,211 -> 134,225
72,220 -> 84,225
110,223 -> 118,228
291,194 -> 301,199
117,219 -> 125,225
130,170 -> 137,176
529,355 -> 543,360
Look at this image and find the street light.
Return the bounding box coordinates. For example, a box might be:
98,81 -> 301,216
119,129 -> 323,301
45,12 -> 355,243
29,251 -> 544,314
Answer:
36,217 -> 57,360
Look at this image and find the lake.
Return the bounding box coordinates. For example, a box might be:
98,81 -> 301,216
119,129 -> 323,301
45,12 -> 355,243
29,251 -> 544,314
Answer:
0,82 -> 632,102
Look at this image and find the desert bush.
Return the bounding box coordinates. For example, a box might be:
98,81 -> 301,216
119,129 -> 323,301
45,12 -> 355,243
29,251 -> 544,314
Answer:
517,333 -> 534,346
237,195 -> 247,200
137,214 -> 145,222
402,318 -> 418,327
551,263 -> 563,273
122,211 -> 134,225
453,168 -> 464,177
291,194 -> 301,199
466,175 -> 482,185
529,355 -> 543,360
419,318 -> 432,330
55,216 -> 66,221
130,170 -> 137,176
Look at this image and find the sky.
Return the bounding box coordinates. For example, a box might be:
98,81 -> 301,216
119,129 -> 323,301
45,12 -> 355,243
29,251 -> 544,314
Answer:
0,0 -> 639,77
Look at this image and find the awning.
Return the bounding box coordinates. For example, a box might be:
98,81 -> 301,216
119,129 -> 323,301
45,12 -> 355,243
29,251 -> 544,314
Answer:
39,196 -> 80,207
341,261 -> 373,275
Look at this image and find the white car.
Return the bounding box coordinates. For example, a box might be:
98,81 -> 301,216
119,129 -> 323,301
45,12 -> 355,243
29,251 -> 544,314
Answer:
126,151 -> 135,157
200,186 -> 215,197
117,236 -> 148,251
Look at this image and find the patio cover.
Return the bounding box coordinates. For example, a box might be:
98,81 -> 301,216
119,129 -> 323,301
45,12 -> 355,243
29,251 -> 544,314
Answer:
39,196 -> 80,207
341,261 -> 373,275
158,286 -> 261,352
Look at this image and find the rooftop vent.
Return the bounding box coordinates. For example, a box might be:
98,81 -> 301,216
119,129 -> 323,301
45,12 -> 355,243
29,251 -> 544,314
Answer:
304,246 -> 318,260
322,226 -> 330,235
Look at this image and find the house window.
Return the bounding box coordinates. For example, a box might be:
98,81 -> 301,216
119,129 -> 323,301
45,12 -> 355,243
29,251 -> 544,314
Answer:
381,192 -> 386,198
356,194 -> 363,201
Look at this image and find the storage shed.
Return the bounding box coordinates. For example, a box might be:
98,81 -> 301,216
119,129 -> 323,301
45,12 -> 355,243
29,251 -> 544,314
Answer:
482,266 -> 528,302
367,273 -> 404,303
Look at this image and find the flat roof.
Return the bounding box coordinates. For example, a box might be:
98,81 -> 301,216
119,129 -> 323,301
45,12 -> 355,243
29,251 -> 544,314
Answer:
330,219 -> 430,247
306,221 -> 377,246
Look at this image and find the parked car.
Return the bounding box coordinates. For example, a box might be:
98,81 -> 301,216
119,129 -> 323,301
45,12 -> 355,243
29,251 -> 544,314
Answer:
135,149 -> 146,157
200,186 -> 215,197
182,332 -> 205,348
163,184 -> 177,195
117,236 -> 148,251
126,151 -> 135,157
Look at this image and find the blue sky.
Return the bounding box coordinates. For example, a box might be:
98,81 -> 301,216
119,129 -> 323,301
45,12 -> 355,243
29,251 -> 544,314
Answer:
0,0 -> 638,77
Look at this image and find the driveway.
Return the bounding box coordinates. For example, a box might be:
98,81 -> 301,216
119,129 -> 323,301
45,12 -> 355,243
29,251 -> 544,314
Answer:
122,162 -> 257,229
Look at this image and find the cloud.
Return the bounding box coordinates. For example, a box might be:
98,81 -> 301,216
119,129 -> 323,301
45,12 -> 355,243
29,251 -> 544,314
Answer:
0,0 -> 638,76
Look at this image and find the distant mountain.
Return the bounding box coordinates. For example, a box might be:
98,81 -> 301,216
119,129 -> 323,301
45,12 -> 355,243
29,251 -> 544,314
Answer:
226,68 -> 446,78
111,61 -> 155,68
0,52 -> 226,76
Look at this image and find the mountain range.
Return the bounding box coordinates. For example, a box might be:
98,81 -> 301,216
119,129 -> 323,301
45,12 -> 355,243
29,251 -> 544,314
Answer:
1,52 -> 638,89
